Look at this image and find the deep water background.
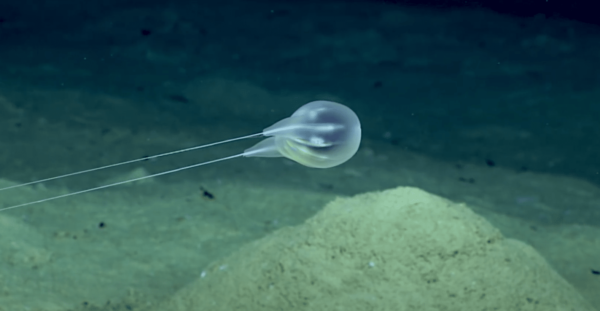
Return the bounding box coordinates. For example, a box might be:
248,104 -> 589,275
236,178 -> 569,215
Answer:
0,0 -> 599,187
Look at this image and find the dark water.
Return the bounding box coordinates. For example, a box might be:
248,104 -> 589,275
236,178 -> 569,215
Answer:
1,0 -> 599,187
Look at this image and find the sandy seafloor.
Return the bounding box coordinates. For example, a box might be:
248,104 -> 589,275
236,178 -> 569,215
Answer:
0,0 -> 599,310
